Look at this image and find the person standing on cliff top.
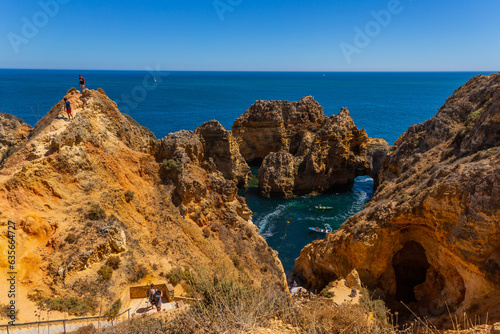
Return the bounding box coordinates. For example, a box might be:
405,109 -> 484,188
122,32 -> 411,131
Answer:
79,75 -> 85,92
64,97 -> 73,120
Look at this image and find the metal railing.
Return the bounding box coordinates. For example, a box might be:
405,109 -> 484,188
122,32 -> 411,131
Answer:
0,308 -> 131,334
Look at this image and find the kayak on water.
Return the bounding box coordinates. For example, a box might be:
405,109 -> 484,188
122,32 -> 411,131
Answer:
314,205 -> 333,210
308,227 -> 332,234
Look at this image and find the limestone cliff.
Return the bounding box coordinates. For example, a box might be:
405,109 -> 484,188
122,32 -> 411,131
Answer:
0,90 -> 285,321
292,73 -> 500,322
258,151 -> 296,198
195,120 -> 251,187
232,96 -> 325,163
250,103 -> 388,197
0,113 -> 32,166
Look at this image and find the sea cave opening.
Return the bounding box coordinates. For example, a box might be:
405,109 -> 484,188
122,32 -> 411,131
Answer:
392,241 -> 430,304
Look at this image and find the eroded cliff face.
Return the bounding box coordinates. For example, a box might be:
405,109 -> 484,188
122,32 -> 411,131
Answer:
0,90 -> 285,321
247,102 -> 388,197
232,96 -> 325,163
0,113 -> 32,166
195,120 -> 251,187
293,73 -> 500,322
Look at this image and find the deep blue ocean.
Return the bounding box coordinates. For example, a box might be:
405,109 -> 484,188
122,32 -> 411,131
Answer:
0,69 -> 494,273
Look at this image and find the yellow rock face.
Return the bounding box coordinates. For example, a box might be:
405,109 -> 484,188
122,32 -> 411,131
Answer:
0,89 -> 286,322
293,73 -> 500,322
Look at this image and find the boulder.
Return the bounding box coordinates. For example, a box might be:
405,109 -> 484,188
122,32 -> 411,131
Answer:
345,269 -> 362,289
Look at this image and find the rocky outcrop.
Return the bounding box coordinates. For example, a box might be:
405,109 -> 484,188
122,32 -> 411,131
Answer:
0,113 -> 32,166
253,105 -> 389,196
0,90 -> 285,322
258,151 -> 297,198
195,120 -> 251,187
232,96 -> 325,163
293,73 -> 500,322
294,108 -> 381,193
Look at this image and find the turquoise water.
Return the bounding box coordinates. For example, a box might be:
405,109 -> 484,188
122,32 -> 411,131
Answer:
0,69 -> 495,274
239,169 -> 374,274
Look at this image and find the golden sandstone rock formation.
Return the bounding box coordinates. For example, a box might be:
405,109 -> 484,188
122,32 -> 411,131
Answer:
235,97 -> 388,197
0,89 -> 285,321
1,73 -> 498,326
195,120 -> 251,187
292,73 -> 500,323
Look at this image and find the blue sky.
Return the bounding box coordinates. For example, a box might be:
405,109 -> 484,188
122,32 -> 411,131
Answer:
0,0 -> 499,71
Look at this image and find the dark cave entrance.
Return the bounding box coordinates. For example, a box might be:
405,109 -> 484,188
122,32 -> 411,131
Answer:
392,241 -> 430,303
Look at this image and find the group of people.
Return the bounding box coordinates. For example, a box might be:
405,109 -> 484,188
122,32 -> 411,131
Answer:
63,75 -> 86,120
146,284 -> 164,311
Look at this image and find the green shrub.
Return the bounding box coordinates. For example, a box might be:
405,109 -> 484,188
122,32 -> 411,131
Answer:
67,87 -> 78,94
104,299 -> 122,316
46,297 -> 96,316
202,227 -> 211,238
162,159 -> 182,173
76,324 -> 96,334
167,267 -> 185,286
0,303 -> 19,320
105,256 -> 121,270
88,204 -> 106,220
65,233 -> 77,244
231,256 -> 241,270
124,190 -> 134,203
128,264 -> 148,282
360,287 -> 388,321
98,265 -> 113,281
319,281 -> 336,298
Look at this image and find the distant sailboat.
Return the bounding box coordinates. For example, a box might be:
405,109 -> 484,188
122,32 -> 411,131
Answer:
154,77 -> 157,83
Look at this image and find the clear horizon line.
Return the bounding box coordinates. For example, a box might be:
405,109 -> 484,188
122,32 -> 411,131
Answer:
0,68 -> 497,73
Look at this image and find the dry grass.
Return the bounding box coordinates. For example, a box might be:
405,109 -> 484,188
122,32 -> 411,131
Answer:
97,267 -> 493,333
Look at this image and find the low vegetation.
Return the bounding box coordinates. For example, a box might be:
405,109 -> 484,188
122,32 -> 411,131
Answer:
88,203 -> 106,220
91,265 -> 493,333
319,281 -> 336,298
105,256 -> 121,270
127,263 -> 148,282
98,265 -> 113,281
167,267 -> 192,286
26,295 -> 96,317
67,87 -> 78,94
162,158 -> 182,173
0,303 -> 19,320
104,299 -> 122,316
124,190 -> 134,203
65,232 -> 78,244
